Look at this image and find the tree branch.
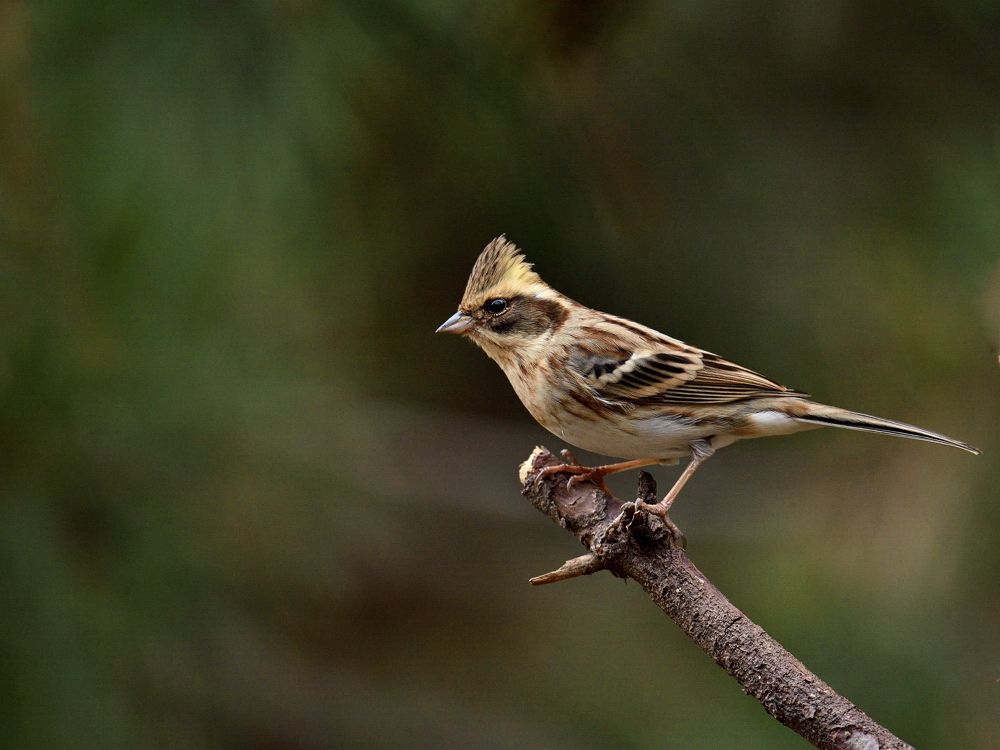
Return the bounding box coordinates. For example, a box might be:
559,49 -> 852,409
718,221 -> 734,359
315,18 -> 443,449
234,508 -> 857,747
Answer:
520,446 -> 914,750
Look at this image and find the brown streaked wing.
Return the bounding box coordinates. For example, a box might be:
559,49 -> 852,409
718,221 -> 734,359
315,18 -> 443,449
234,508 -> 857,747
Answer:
577,343 -> 806,405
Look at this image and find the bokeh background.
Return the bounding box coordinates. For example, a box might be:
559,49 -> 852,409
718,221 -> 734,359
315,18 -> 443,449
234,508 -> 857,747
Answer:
2,1 -> 999,747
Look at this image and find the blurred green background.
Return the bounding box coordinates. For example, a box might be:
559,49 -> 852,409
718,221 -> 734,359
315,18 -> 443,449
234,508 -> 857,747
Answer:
1,1 -> 999,747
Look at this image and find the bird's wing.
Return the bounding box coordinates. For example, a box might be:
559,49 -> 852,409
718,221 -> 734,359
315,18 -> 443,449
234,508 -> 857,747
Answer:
572,337 -> 805,405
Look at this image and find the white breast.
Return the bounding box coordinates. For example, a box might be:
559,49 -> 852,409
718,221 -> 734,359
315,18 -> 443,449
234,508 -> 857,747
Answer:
545,411 -> 717,460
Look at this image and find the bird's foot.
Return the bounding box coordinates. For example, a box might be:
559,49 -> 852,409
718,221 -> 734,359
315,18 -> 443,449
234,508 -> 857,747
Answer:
532,463 -> 611,494
634,499 -> 686,549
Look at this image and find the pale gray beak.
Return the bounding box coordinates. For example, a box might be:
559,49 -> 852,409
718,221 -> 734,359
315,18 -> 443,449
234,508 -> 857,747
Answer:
436,311 -> 474,334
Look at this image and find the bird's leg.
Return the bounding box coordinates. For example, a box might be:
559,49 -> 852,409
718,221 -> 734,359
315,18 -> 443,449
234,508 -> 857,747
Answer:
641,439 -> 715,518
533,458 -> 662,494
567,458 -> 667,492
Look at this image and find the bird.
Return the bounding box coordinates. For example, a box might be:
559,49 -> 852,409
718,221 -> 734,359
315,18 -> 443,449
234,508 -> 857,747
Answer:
436,236 -> 979,519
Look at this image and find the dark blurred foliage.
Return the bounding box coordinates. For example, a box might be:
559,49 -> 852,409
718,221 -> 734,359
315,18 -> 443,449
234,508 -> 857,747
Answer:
1,1 -> 999,747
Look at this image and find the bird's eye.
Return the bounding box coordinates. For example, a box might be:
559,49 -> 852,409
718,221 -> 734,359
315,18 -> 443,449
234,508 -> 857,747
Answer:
485,298 -> 508,315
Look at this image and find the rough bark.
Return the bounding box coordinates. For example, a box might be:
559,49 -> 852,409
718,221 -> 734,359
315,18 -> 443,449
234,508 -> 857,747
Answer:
520,446 -> 914,750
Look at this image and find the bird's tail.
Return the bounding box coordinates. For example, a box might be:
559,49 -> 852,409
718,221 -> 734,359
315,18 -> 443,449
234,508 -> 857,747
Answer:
790,402 -> 980,455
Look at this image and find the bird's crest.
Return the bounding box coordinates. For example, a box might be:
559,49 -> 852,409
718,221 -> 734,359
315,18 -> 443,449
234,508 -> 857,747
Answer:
461,236 -> 546,307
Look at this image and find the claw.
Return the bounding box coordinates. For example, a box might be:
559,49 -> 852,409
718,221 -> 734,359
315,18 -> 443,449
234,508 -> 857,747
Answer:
532,463 -> 610,494
531,470 -> 549,492
532,463 -> 589,492
567,471 -> 611,494
672,527 -> 687,550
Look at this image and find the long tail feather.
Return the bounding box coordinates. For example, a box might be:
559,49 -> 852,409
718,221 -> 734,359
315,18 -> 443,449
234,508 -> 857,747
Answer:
793,404 -> 980,455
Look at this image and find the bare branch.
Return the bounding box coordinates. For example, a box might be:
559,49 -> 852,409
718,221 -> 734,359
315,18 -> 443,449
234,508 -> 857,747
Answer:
520,446 -> 914,750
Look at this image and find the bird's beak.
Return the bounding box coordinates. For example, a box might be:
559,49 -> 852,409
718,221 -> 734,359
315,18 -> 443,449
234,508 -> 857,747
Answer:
436,311 -> 474,334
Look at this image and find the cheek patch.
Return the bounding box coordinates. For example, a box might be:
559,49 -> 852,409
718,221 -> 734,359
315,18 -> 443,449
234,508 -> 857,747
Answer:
490,315 -> 520,335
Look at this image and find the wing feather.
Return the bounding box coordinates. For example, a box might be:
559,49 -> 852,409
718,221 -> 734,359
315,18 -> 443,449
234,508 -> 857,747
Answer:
571,324 -> 804,405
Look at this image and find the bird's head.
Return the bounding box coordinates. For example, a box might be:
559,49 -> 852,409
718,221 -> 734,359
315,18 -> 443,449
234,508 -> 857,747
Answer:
436,237 -> 570,358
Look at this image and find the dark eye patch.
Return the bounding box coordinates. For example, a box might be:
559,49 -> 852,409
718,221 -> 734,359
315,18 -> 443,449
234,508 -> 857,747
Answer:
484,295 -> 567,337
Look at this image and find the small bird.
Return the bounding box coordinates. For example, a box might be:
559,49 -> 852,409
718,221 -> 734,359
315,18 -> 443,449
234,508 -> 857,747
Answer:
437,237 -> 979,518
